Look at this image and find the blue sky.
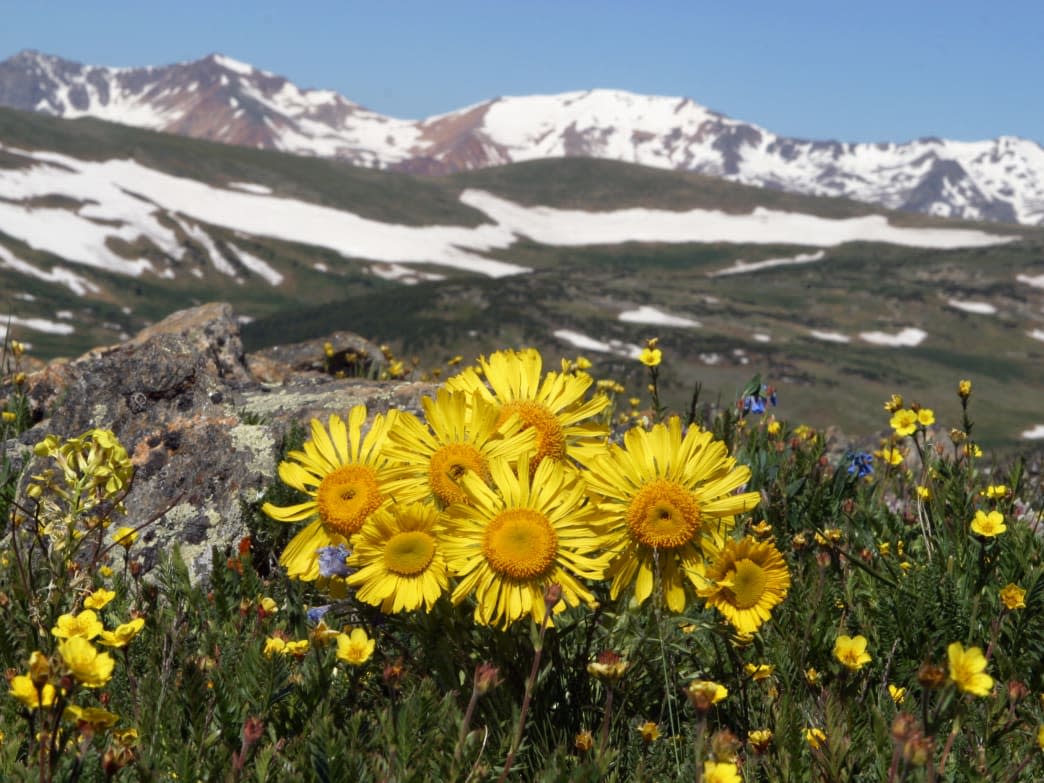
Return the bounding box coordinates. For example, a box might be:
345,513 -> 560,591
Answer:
2,1 -> 1042,144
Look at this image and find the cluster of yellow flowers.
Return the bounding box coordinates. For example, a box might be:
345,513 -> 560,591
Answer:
264,348 -> 789,633
9,588 -> 144,728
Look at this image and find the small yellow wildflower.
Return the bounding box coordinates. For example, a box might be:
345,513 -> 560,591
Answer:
965,443 -> 983,458
745,663 -> 774,681
702,760 -> 741,783
64,704 -> 120,728
638,721 -> 660,743
748,728 -> 773,753
917,408 -> 935,427
639,347 -> 662,367
336,628 -> 375,666
970,509 -> 1006,538
1,411 -> 15,423
876,445 -> 904,466
259,596 -> 279,615
1038,724 -> 1044,751
52,610 -> 103,640
574,729 -> 594,752
686,679 -> 728,711
883,393 -> 904,413
889,684 -> 906,704
283,639 -> 310,657
983,484 -> 1009,499
97,617 -> 145,648
805,727 -> 827,750
263,636 -> 287,657
99,565 -> 114,578
916,485 -> 931,501
958,379 -> 972,399
587,651 -> 628,682
9,675 -> 58,710
834,635 -> 872,671
83,588 -> 116,610
947,642 -> 993,697
58,637 -> 115,688
766,420 -> 781,436
805,667 -> 821,685
113,526 -> 138,548
890,409 -> 919,437
1000,583 -> 1026,610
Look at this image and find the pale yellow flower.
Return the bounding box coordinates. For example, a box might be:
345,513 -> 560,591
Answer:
336,628 -> 375,666
834,635 -> 872,671
1000,583 -> 1026,611
83,588 -> 116,610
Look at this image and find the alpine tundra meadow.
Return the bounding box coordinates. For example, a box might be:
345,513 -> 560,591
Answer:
2,336 -> 1043,781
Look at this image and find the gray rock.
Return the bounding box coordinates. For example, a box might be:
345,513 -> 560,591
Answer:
8,302 -> 434,584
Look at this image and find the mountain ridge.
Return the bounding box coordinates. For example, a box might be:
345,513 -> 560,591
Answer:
2,50 -> 1043,225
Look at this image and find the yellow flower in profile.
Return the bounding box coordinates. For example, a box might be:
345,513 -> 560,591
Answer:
890,409 -> 919,437
1000,583 -> 1026,610
970,509 -> 1006,538
64,704 -> 120,728
336,628 -> 375,666
83,588 -> 116,610
262,405 -> 399,580
445,348 -> 609,466
52,610 -> 103,640
958,379 -> 972,399
883,393 -> 904,413
766,420 -> 781,436
583,417 -> 760,613
263,636 -> 287,657
574,729 -> 594,752
834,635 -> 872,671
1038,724 -> 1044,751
638,721 -> 660,743
745,663 -> 774,681
748,729 -> 773,753
639,347 -> 662,367
702,760 -> 741,783
383,388 -> 535,507
805,667 -> 821,685
916,485 -> 931,501
699,536 -> 790,634
983,484 -> 1009,499
283,640 -> 310,657
685,679 -> 728,711
947,642 -> 993,697
347,502 -> 449,613
888,684 -> 906,704
442,455 -> 612,628
917,408 -> 935,427
10,675 -> 59,710
876,445 -> 904,466
58,637 -> 115,688
97,617 -> 145,648
113,526 -> 138,548
805,727 -> 827,750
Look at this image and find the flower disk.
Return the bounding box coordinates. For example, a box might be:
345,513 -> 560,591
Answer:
483,509 -> 559,579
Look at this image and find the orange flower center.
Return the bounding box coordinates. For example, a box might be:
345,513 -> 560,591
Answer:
626,479 -> 702,549
428,442 -> 489,506
316,465 -> 382,536
497,401 -> 566,464
482,508 -> 558,579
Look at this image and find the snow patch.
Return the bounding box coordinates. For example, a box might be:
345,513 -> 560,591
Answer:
228,244 -> 284,285
0,242 -> 100,295
368,263 -> 445,284
710,250 -> 826,277
753,333 -> 772,343
947,299 -> 997,315
859,327 -> 928,347
810,330 -> 851,343
552,329 -> 641,358
1017,273 -> 1044,289
617,305 -> 700,327
1027,329 -> 1044,342
227,182 -> 273,195
0,315 -> 75,336
1021,424 -> 1044,440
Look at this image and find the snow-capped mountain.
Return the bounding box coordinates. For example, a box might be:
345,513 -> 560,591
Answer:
3,50 -> 1044,225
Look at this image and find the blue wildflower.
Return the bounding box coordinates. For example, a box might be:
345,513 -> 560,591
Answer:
741,384 -> 777,415
847,452 -> 874,479
317,544 -> 351,578
307,605 -> 332,624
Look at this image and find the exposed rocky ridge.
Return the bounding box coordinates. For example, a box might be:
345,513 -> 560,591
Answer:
2,50 -> 1043,225
2,302 -> 433,583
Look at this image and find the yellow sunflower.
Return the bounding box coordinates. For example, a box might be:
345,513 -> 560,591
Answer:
446,348 -> 609,466
698,536 -> 790,634
347,502 -> 449,613
441,454 -> 613,629
583,417 -> 760,612
382,388 -> 535,507
262,405 -> 399,580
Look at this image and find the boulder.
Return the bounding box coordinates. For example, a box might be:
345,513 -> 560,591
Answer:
4,303 -> 433,584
